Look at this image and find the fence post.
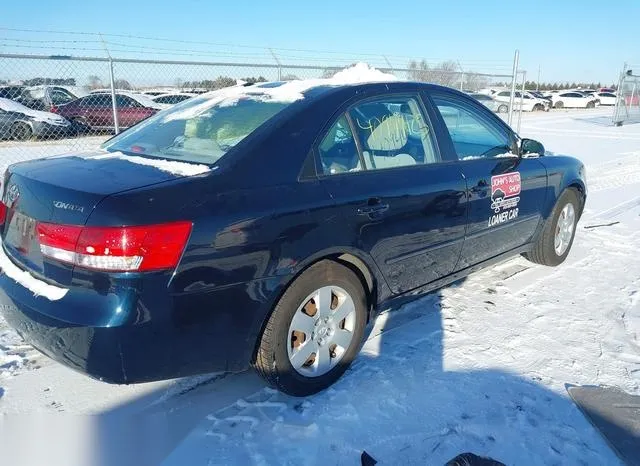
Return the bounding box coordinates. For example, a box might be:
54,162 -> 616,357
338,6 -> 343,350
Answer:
508,49 -> 519,126
382,55 -> 395,75
108,58 -> 120,135
613,63 -> 627,126
459,72 -> 465,90
517,70 -> 526,133
269,49 -> 282,81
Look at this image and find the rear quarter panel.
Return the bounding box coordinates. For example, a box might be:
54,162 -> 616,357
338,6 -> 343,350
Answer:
89,174 -> 389,369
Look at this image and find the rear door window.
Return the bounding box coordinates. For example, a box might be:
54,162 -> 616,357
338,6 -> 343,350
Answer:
50,89 -> 76,105
116,95 -> 140,108
349,96 -> 439,170
82,95 -> 111,107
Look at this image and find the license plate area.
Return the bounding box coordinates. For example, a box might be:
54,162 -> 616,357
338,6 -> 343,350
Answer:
4,211 -> 43,271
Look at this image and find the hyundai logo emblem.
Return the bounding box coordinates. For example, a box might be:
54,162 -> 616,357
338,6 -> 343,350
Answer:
6,184 -> 19,204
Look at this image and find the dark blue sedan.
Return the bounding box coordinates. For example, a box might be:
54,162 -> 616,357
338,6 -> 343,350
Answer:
0,80 -> 586,396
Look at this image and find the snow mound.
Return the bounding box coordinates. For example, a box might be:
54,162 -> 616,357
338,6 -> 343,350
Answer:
330,62 -> 398,84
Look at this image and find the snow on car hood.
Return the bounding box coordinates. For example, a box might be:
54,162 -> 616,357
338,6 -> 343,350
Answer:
0,97 -> 69,125
163,63 -> 399,122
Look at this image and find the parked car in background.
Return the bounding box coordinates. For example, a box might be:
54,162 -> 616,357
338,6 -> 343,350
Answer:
0,85 -> 26,101
0,97 -> 73,140
16,85 -> 89,112
475,88 -> 495,96
89,88 -> 138,95
151,92 -> 196,105
528,91 -> 553,103
550,91 -> 599,109
469,93 -> 509,113
595,92 -> 617,106
598,87 -> 615,93
0,79 -> 586,396
141,90 -> 172,97
493,90 -> 549,111
54,92 -> 165,131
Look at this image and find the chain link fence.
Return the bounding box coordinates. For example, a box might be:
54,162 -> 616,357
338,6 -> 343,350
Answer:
0,53 -> 521,167
613,64 -> 640,126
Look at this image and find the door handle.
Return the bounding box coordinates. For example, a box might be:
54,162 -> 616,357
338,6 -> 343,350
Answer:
357,198 -> 389,217
471,180 -> 489,195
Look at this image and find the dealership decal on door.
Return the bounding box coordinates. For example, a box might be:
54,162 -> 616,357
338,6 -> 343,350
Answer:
488,172 -> 521,227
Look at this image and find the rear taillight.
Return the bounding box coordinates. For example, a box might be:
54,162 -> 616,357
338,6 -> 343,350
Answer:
0,201 -> 7,226
37,221 -> 192,272
50,105 -> 59,113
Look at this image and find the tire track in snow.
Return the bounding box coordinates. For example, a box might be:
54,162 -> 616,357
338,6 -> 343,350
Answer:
586,153 -> 640,193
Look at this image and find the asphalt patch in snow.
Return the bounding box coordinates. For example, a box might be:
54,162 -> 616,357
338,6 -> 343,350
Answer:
568,385 -> 640,466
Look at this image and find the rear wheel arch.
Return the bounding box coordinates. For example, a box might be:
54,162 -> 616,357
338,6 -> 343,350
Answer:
291,249 -> 383,314
250,249 -> 381,364
252,258 -> 368,395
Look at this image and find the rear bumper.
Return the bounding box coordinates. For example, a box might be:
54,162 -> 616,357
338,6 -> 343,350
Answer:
0,269 -> 290,383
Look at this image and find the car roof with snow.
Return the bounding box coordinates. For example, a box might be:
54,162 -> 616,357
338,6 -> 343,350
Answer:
192,79 -> 453,110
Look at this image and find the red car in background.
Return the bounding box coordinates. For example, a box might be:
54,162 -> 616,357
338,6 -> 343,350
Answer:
53,92 -> 165,132
625,94 -> 640,106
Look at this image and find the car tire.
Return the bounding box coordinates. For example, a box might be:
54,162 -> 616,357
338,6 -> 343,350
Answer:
524,188 -> 581,267
253,260 -> 367,396
586,101 -> 595,109
10,121 -> 33,141
497,104 -> 508,113
533,104 -> 544,111
71,117 -> 91,134
554,101 -> 564,109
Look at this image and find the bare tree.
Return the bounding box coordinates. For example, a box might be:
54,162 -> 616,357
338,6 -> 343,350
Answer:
87,75 -> 103,90
408,60 -> 461,88
463,73 -> 489,91
114,79 -> 133,90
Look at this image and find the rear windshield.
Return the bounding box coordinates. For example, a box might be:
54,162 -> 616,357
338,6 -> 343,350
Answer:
102,93 -> 290,165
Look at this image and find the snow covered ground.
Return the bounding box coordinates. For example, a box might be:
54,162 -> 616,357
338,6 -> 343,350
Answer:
1,107 -> 639,466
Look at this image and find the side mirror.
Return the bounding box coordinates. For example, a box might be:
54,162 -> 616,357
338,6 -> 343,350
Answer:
520,138 -> 545,156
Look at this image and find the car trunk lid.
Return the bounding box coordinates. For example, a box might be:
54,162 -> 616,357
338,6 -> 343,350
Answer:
1,151 -> 197,286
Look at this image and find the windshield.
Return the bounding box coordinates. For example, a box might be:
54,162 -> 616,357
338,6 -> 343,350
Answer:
102,94 -> 290,165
